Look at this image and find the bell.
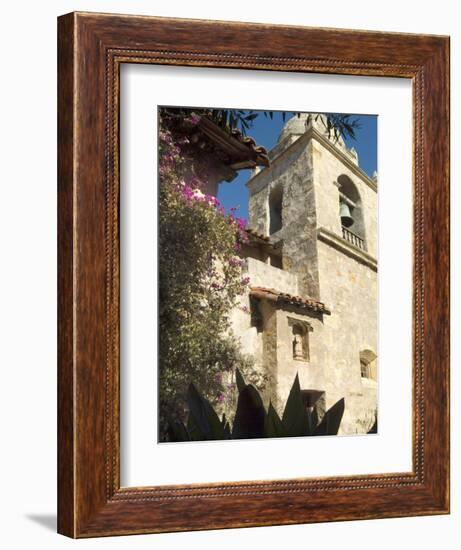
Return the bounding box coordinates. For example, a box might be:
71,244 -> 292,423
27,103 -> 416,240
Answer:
339,202 -> 354,228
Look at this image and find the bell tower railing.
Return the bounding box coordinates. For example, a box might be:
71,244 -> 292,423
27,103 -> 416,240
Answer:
341,226 -> 365,250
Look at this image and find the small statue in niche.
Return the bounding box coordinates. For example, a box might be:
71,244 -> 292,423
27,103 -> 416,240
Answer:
293,332 -> 304,359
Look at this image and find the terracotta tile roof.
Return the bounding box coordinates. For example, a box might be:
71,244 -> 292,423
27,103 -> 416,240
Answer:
228,128 -> 270,167
250,286 -> 331,315
245,228 -> 271,243
197,116 -> 270,168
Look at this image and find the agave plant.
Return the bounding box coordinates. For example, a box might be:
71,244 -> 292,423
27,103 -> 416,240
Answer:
168,370 -> 345,442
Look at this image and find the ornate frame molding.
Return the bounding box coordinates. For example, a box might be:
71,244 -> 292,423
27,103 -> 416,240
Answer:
58,12 -> 449,537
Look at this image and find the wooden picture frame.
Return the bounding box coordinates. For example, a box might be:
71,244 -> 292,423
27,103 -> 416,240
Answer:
57,12 -> 450,538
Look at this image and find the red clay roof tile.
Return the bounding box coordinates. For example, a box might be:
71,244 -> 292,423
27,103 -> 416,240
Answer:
250,286 -> 330,315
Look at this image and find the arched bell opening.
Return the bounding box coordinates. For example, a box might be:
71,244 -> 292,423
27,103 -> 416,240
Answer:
269,185 -> 283,235
337,174 -> 366,250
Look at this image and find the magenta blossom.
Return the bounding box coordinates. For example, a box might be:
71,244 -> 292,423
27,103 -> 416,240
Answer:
188,176 -> 204,190
188,114 -> 201,125
235,217 -> 247,231
228,256 -> 244,267
211,282 -> 223,290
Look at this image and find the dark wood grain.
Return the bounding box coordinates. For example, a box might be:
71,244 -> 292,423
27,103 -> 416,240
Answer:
57,12 -> 450,538
57,12 -> 75,537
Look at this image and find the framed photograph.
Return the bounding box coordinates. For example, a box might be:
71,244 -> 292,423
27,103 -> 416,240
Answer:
58,12 -> 450,537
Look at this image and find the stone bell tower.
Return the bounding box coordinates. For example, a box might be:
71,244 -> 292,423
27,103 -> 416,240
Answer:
233,113 -> 378,434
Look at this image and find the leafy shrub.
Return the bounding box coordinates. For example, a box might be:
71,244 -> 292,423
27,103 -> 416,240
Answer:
168,370 -> 346,441
158,112 -> 253,438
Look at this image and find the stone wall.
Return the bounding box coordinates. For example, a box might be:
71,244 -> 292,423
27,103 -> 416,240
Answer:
315,239 -> 377,433
272,308 -> 326,415
310,133 -> 378,433
312,138 -> 378,257
247,136 -> 321,299
231,116 -> 378,435
245,257 -> 298,295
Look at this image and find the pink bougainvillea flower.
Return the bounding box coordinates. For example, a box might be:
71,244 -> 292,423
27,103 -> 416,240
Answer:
228,256 -> 242,267
192,189 -> 205,200
235,217 -> 247,231
189,113 -> 201,125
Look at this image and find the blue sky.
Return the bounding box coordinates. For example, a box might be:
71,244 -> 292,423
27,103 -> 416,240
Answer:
217,112 -> 377,221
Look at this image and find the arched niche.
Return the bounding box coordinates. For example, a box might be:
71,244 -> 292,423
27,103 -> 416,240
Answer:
359,349 -> 377,381
288,318 -> 311,361
337,174 -> 366,249
269,185 -> 283,235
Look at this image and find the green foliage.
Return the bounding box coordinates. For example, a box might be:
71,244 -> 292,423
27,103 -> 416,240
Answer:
158,113 -> 253,439
185,383 -> 228,441
161,106 -> 360,140
232,384 -> 266,439
305,112 -> 360,142
281,373 -> 310,437
368,414 -> 378,434
264,402 -> 285,438
168,370 -> 346,441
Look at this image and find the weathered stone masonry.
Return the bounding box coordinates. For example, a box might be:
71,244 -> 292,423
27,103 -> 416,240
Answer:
229,114 -> 378,435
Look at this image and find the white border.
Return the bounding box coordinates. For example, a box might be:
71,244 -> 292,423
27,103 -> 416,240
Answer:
120,64 -> 413,487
